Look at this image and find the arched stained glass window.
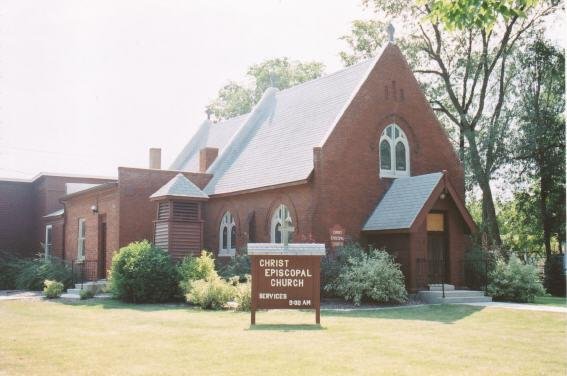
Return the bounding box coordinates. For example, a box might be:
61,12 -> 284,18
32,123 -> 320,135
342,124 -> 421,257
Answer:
271,204 -> 293,244
379,124 -> 410,178
219,211 -> 236,255
395,141 -> 406,171
380,140 -> 391,169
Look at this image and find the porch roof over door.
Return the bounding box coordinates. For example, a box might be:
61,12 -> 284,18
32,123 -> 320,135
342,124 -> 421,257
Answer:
362,172 -> 476,233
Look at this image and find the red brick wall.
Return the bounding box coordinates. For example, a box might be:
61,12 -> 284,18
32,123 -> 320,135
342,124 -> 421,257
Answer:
203,184 -> 316,255
117,167 -> 212,249
32,176 -> 115,255
311,43 -> 465,247
0,181 -> 35,256
63,187 -> 119,275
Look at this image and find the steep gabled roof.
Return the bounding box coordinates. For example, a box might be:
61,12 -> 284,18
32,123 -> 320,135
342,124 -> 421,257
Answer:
150,173 -> 208,200
169,115 -> 247,172
172,48 -> 386,196
363,173 -> 444,231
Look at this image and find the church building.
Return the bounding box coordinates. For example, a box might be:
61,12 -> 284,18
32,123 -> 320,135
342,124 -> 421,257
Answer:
0,42 -> 476,292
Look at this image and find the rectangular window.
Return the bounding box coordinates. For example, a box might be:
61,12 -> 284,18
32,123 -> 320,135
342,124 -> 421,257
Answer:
427,213 -> 444,232
77,218 -> 86,260
45,225 -> 53,259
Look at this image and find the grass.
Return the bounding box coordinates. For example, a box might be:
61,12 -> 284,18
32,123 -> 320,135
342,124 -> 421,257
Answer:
0,300 -> 565,375
532,295 -> 566,307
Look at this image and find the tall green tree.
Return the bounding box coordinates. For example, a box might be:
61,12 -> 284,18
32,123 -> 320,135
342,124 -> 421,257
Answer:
339,0 -> 558,246
207,58 -> 325,121
514,37 -> 565,259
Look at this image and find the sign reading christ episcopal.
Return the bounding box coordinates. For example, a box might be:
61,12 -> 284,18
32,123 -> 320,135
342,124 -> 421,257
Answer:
248,243 -> 326,325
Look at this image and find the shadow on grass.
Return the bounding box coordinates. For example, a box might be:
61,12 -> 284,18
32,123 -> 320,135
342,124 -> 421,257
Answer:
248,324 -> 326,332
322,304 -> 485,324
55,298 -> 190,312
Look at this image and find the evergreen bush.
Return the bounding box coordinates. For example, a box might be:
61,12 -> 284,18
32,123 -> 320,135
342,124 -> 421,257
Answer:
110,240 -> 181,303
321,243 -> 367,297
1,255 -> 73,291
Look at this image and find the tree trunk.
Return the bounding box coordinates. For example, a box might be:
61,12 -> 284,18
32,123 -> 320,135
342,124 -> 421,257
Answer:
539,161 -> 553,260
464,129 -> 502,246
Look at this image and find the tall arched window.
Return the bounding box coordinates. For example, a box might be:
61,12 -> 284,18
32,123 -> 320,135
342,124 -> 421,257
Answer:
271,204 -> 293,244
379,124 -> 410,178
219,211 -> 236,255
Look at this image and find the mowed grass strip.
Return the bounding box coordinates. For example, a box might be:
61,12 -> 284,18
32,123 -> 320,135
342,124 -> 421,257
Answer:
0,300 -> 565,376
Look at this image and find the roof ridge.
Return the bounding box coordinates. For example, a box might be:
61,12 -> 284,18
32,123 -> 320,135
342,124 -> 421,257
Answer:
273,55 -> 377,97
204,88 -> 278,194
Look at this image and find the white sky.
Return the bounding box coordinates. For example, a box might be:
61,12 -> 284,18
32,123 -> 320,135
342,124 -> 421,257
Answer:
0,1 -> 563,180
0,0 -> 369,179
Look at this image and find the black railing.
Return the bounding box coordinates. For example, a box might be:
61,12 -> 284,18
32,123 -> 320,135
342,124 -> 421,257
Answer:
71,259 -> 99,287
416,254 -> 494,295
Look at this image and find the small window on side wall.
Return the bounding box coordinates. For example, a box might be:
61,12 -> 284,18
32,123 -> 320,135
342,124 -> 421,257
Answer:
379,124 -> 410,178
45,225 -> 53,259
77,218 -> 86,261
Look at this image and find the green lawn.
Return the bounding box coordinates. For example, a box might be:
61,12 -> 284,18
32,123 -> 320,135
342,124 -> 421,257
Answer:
0,300 -> 565,375
533,296 -> 567,307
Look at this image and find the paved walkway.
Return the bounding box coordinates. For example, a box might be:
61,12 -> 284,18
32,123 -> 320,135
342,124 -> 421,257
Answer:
0,290 -> 43,301
457,301 -> 567,313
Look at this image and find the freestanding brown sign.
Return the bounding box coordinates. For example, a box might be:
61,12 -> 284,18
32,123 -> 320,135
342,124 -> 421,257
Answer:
248,243 -> 326,325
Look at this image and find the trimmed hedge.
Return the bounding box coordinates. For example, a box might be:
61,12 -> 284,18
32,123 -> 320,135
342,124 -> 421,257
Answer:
110,240 -> 181,303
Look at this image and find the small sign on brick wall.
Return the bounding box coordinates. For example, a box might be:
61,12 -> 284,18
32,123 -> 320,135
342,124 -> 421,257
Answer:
329,224 -> 345,250
248,243 -> 325,325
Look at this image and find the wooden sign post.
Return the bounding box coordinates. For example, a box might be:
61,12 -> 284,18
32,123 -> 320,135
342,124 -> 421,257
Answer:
248,243 -> 326,325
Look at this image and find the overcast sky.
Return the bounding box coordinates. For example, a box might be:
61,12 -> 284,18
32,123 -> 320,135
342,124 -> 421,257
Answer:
0,1 -> 563,180
0,0 -> 370,179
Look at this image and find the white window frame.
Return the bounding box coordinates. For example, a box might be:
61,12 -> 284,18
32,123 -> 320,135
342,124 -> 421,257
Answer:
77,218 -> 86,261
44,224 -> 53,259
379,123 -> 410,178
271,204 -> 292,244
218,211 -> 236,257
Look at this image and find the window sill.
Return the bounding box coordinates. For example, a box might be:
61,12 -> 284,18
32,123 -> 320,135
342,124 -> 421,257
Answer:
218,249 -> 236,257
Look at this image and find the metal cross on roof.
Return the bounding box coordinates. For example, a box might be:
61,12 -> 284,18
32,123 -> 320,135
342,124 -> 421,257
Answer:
387,23 -> 395,43
281,215 -> 295,247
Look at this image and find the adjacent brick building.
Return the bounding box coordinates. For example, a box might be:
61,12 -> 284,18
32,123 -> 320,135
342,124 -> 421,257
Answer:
0,43 -> 476,291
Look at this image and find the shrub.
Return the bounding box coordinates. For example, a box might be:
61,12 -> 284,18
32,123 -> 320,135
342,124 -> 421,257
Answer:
2,256 -> 73,291
544,255 -> 566,297
487,255 -> 546,303
328,249 -> 408,306
217,248 -> 251,282
321,243 -> 366,297
0,251 -> 19,290
178,251 -> 218,293
43,280 -> 64,298
186,276 -> 236,310
110,240 -> 181,303
80,288 -> 96,300
234,275 -> 252,311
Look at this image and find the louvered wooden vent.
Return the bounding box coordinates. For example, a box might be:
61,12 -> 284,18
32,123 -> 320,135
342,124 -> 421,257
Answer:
172,202 -> 199,221
157,202 -> 170,220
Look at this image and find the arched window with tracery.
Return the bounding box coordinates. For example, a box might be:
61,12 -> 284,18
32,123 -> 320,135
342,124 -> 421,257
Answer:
219,211 -> 236,255
379,123 -> 410,178
271,204 -> 293,244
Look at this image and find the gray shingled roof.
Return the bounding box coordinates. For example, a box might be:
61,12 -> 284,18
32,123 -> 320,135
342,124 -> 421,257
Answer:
170,49 -> 384,195
169,115 -> 247,172
150,173 -> 209,200
363,172 -> 443,231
